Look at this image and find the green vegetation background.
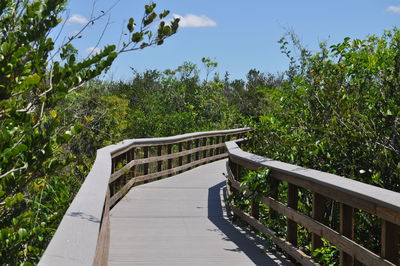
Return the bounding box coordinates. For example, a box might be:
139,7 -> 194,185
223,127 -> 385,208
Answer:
1,1 -> 399,265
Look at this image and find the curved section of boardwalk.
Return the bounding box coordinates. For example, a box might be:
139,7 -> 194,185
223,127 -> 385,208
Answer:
109,159 -> 292,265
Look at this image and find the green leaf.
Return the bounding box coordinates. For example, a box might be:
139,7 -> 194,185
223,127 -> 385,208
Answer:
127,18 -> 135,33
50,109 -> 57,118
18,228 -> 27,239
132,32 -> 143,43
25,74 -> 41,85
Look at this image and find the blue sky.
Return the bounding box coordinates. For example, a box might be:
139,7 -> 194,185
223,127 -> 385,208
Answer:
59,0 -> 400,81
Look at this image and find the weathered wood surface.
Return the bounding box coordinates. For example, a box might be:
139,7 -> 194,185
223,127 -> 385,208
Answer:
39,128 -> 250,265
109,153 -> 228,206
111,128 -> 249,157
225,140 -> 399,265
38,146 -> 113,266
109,159 -> 293,266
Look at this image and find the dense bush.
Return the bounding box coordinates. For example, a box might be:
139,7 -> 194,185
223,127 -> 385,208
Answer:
0,0 -> 179,264
1,1 -> 399,264
244,28 -> 400,263
249,28 -> 400,190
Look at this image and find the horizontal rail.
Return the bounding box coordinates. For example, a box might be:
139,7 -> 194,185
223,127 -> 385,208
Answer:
39,128 -> 251,265
109,143 -> 225,183
111,128 -> 249,158
225,140 -> 399,265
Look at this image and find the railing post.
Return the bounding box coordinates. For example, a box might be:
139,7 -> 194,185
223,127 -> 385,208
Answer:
287,183 -> 298,247
178,142 -> 183,168
381,220 -> 399,264
251,198 -> 259,220
187,141 -> 191,164
340,203 -> 354,266
110,158 -> 116,196
220,136 -> 225,154
143,146 -> 149,176
202,138 -> 207,159
123,151 -> 129,185
131,148 -> 136,180
312,192 -> 326,252
167,144 -> 173,177
157,145 -> 162,178
209,137 -> 214,157
215,136 -> 220,155
195,139 -> 200,161
234,162 -> 242,181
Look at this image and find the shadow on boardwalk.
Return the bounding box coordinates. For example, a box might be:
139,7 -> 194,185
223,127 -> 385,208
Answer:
208,181 -> 293,265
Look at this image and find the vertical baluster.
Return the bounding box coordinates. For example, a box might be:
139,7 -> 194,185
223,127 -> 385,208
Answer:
115,156 -> 120,192
143,146 -> 149,176
235,162 -> 242,182
187,141 -> 191,164
195,139 -> 200,161
202,138 -> 206,159
157,145 -> 162,178
110,157 -> 116,196
167,144 -> 172,177
312,193 -> 326,252
287,183 -> 298,247
220,136 -> 226,154
251,199 -> 260,220
178,142 -> 183,173
381,220 -> 399,264
123,151 -> 129,186
131,148 -> 135,180
215,136 -> 220,155
209,137 -> 214,157
340,203 -> 354,266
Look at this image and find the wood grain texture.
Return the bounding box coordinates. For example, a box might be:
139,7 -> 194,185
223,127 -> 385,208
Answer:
39,147 -> 114,265
111,128 -> 251,158
340,203 -> 354,266
381,220 -> 399,264
93,189 -> 110,266
225,144 -> 397,266
312,193 -> 325,252
39,129 -> 250,265
109,160 -> 293,266
231,206 -> 318,266
110,153 -> 228,206
226,141 -> 400,225
226,164 -> 394,265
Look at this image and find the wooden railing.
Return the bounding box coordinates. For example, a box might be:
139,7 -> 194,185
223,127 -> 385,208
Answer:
38,128 -> 251,265
225,140 -> 400,266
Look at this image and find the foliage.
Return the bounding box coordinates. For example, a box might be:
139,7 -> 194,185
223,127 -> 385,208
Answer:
245,28 -> 400,263
0,0 -> 179,264
108,62 -> 241,138
312,238 -> 338,265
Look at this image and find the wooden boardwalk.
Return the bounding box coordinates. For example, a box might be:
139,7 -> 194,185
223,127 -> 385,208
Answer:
39,129 -> 400,265
109,159 -> 293,265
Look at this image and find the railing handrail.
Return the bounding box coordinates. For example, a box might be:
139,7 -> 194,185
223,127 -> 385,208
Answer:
225,140 -> 400,265
110,128 -> 250,157
39,128 -> 251,266
226,141 -> 400,220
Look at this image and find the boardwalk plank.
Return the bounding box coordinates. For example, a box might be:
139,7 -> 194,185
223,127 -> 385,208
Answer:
109,159 -> 293,266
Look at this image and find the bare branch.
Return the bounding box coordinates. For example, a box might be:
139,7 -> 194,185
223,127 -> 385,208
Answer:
16,102 -> 34,113
68,82 -> 85,93
0,165 -> 27,179
86,15 -> 111,59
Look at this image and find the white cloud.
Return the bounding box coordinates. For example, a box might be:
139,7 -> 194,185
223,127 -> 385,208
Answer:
172,14 -> 216,28
86,47 -> 101,55
67,14 -> 89,25
387,5 -> 400,14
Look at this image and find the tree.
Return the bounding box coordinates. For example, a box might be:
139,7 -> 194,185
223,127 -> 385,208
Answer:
0,0 -> 179,263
